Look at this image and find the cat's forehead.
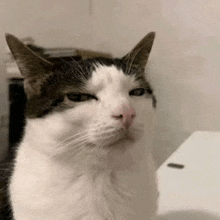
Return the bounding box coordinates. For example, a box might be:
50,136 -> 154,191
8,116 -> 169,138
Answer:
86,64 -> 138,92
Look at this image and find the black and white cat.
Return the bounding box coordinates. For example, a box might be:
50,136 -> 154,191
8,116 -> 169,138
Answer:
6,32 -> 159,220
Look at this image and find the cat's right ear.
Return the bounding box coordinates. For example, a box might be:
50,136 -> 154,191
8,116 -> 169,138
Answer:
5,34 -> 53,98
121,32 -> 156,71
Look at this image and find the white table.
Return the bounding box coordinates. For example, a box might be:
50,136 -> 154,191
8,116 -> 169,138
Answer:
157,131 -> 220,220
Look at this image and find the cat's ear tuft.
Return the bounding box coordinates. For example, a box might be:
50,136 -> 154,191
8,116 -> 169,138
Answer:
5,34 -> 53,98
122,32 -> 156,70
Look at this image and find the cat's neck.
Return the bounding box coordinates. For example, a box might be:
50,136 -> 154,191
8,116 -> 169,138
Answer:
21,121 -> 57,154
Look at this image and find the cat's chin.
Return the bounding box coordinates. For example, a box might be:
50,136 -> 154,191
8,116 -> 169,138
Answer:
107,138 -> 134,150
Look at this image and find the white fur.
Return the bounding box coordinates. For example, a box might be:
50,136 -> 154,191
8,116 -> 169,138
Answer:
9,65 -> 159,220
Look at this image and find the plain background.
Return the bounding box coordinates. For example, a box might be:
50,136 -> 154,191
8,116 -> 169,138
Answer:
0,0 -> 220,166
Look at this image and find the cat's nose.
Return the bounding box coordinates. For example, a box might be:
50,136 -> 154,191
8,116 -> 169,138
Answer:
112,105 -> 136,129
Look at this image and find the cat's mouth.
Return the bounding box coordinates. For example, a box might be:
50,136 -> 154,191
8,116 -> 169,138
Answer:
98,127 -> 140,148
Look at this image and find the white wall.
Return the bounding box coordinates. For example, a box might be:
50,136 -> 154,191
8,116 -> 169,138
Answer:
153,0 -> 220,165
1,0 -> 220,166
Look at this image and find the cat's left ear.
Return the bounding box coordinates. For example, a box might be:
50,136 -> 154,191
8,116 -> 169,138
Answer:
5,34 -> 53,98
122,32 -> 156,70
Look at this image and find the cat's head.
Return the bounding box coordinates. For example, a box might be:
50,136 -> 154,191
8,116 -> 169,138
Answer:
6,33 -> 156,161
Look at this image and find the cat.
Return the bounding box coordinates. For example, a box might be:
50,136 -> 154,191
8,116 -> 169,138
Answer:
5,32 -> 159,220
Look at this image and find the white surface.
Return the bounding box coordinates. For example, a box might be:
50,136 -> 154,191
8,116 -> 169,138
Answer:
157,131 -> 220,219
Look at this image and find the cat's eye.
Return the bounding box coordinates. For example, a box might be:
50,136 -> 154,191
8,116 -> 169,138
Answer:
129,88 -> 146,96
67,93 -> 98,102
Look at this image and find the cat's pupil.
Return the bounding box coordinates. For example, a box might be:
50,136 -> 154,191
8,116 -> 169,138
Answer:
67,93 -> 97,102
129,88 -> 145,96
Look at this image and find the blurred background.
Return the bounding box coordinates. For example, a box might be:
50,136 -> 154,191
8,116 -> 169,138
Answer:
0,0 -> 220,167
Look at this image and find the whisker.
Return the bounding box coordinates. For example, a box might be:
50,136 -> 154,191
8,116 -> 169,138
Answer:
58,130 -> 88,146
93,127 -> 118,137
70,57 -> 87,79
61,138 -> 89,150
62,127 -> 116,147
59,142 -> 97,162
62,57 -> 84,73
51,138 -> 89,157
51,122 -> 143,158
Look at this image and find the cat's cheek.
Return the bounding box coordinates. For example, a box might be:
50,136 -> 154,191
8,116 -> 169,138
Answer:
63,103 -> 98,126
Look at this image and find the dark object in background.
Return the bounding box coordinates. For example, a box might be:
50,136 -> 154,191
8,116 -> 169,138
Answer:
0,79 -> 26,220
8,78 -> 26,156
0,157 -> 13,220
167,163 -> 185,169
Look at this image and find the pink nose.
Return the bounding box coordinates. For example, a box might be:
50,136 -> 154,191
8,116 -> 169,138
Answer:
112,104 -> 136,129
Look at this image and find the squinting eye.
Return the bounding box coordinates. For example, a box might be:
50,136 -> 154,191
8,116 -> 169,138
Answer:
67,93 -> 98,102
129,88 -> 145,96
